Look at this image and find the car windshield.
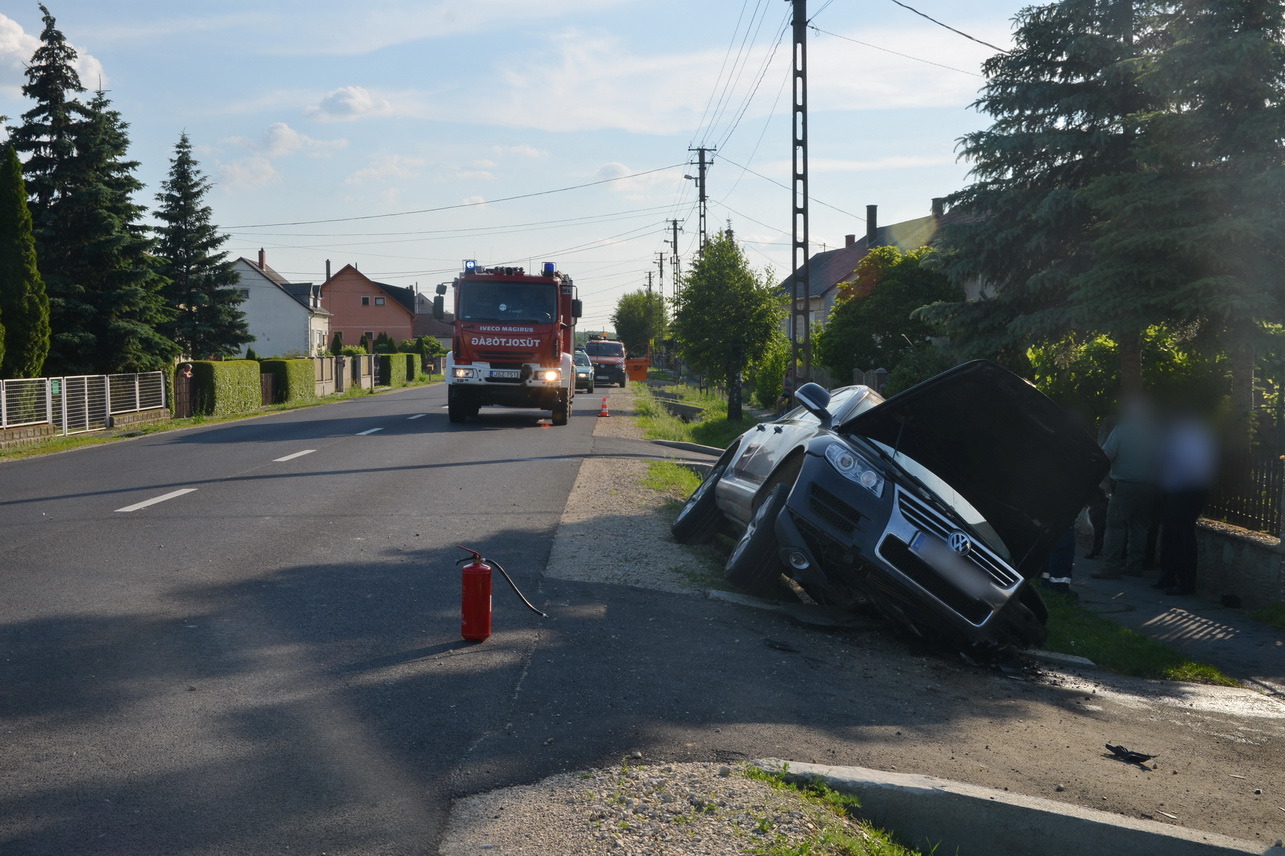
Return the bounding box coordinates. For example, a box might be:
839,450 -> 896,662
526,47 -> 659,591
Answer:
866,439 -> 1011,560
574,352 -> 591,366
584,341 -> 625,357
458,283 -> 556,323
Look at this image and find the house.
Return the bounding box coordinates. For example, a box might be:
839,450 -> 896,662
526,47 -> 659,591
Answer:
779,199 -> 980,339
320,263 -> 417,349
413,291 -> 454,352
233,250 -> 331,357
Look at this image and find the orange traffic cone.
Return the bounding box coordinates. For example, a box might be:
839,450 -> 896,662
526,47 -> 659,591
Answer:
598,396 -> 610,418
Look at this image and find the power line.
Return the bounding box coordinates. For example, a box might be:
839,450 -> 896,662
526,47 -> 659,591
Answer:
716,154 -> 865,221
884,0 -> 1009,54
228,163 -> 686,229
809,24 -> 985,77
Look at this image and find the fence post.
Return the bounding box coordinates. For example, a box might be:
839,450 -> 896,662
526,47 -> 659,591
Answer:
0,379 -> 6,430
1278,455 -> 1285,542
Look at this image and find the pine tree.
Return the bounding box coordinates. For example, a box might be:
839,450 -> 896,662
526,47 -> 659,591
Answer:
8,4 -> 92,374
0,145 -> 51,377
671,231 -> 782,420
154,133 -> 250,359
59,91 -> 176,373
930,0 -> 1159,385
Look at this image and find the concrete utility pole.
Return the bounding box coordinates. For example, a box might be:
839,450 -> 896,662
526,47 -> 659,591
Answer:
668,219 -> 682,286
788,0 -> 811,382
686,146 -> 715,254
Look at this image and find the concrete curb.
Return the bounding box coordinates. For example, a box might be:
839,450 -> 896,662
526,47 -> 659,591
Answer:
650,439 -> 724,457
757,760 -> 1277,856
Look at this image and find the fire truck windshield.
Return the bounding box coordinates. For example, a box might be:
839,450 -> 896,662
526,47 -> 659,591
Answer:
459,283 -> 556,323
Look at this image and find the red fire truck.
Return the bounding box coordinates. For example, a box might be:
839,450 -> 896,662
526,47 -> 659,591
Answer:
433,260 -> 581,425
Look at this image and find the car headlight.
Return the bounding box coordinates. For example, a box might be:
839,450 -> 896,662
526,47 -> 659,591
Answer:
452,367 -> 476,379
824,443 -> 884,496
540,369 -> 560,382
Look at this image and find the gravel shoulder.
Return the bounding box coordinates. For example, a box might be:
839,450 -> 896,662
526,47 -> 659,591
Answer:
438,386 -> 1285,855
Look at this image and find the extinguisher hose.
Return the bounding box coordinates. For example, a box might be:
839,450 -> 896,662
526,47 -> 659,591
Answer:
489,558 -> 548,618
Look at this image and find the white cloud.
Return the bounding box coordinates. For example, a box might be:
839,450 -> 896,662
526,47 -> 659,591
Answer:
220,155 -> 278,189
454,170 -> 495,182
345,154 -> 427,185
493,144 -> 547,159
461,195 -> 486,206
305,85 -> 394,122
227,122 -> 347,157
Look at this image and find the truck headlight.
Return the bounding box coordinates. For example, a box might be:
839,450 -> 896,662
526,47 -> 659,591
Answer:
539,370 -> 560,382
824,443 -> 884,497
452,367 -> 476,379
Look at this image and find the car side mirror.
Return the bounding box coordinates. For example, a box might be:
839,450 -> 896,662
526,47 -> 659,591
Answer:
571,299 -> 583,318
794,382 -> 832,426
432,295 -> 444,321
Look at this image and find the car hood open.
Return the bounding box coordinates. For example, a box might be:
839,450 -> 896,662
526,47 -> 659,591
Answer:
840,360 -> 1109,578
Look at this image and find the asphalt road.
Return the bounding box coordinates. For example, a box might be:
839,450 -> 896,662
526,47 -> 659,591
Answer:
0,384 -> 600,855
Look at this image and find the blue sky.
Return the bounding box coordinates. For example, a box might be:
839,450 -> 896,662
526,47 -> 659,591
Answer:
0,1 -> 1027,331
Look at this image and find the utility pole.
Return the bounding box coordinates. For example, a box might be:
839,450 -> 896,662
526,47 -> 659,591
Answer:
788,0 -> 811,382
687,146 -> 715,254
668,219 -> 682,286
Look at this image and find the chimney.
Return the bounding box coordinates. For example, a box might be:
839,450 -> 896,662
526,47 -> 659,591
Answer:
325,259 -> 331,280
865,205 -> 878,247
931,197 -> 945,219
258,248 -> 266,270
845,234 -> 856,248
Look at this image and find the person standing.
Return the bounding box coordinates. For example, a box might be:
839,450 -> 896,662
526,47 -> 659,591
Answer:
1154,410 -> 1218,595
1091,396 -> 1162,580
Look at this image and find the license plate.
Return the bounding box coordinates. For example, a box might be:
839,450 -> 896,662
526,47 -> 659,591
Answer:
490,370 -> 520,379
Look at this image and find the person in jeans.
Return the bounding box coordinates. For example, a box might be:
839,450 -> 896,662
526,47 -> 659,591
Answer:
1154,409 -> 1218,595
1091,395 -> 1162,580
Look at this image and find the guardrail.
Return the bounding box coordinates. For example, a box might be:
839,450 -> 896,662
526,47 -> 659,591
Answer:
1,372 -> 167,436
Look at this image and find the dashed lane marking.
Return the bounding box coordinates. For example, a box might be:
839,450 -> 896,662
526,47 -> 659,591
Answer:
115,488 -> 198,513
274,450 -> 317,462
407,413 -> 427,420
357,427 -> 384,435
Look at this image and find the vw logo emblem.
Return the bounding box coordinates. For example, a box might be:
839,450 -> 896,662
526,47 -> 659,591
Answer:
948,532 -> 972,556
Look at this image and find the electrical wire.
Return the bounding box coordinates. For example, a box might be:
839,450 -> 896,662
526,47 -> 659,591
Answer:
228,163 -> 686,229
884,0 -> 1009,54
809,24 -> 985,77
716,154 -> 866,221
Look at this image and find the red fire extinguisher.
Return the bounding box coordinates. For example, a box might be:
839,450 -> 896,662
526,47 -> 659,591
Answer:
455,546 -> 547,643
457,547 -> 493,642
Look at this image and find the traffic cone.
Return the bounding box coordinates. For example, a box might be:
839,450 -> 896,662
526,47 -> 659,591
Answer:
598,396 -> 610,417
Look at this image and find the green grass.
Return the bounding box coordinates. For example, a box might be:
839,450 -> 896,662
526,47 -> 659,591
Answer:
1041,591 -> 1239,686
1249,602 -> 1285,631
0,373 -> 443,461
742,765 -> 924,856
641,460 -> 704,500
634,382 -> 757,449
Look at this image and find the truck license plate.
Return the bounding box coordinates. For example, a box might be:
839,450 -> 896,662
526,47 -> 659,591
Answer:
490,370 -> 520,379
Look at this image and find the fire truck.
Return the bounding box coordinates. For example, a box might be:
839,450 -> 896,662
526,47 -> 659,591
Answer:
433,260 -> 581,425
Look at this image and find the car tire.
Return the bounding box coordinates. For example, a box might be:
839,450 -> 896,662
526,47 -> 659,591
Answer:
587,381 -> 594,393
671,463 -> 726,544
551,390 -> 569,426
448,389 -> 468,423
724,483 -> 788,596
620,374 -> 627,388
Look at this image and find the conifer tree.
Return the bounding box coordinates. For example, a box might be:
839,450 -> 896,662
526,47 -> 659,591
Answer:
7,4 -> 92,374
154,133 -> 250,359
0,144 -> 51,377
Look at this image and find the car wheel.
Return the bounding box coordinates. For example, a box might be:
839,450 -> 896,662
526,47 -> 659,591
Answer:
587,381 -> 594,393
551,390 -> 569,426
671,462 -> 726,544
448,389 -> 468,423
724,483 -> 788,596
620,374 -> 627,388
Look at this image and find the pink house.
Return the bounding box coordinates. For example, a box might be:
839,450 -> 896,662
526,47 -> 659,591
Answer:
320,264 -> 417,350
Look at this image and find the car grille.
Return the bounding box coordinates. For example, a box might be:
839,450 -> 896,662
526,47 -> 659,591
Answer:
894,491 -> 1021,589
878,537 -> 992,625
807,483 -> 863,535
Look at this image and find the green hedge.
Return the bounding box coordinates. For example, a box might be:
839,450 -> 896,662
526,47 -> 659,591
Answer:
376,353 -> 410,387
190,360 -> 260,416
260,359 -> 317,403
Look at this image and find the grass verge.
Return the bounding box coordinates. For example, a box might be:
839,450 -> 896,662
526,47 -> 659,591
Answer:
1041,591 -> 1238,685
742,764 -> 924,856
634,381 -> 757,450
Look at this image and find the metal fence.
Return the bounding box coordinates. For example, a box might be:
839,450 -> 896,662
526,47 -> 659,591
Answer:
1205,448 -> 1283,538
1,372 -> 167,436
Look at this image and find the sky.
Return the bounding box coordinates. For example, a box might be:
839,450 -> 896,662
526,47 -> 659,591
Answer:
0,0 -> 1029,332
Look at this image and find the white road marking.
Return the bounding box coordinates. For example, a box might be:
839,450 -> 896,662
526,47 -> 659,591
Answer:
115,488 -> 197,513
274,449 -> 317,462
407,414 -> 426,420
357,427 -> 384,435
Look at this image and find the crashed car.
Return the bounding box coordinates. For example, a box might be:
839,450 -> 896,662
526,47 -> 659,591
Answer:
671,360 -> 1109,650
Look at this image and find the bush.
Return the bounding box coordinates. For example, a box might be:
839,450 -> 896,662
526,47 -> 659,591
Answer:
377,353 -> 409,387
191,359 -> 260,416
260,358 -> 317,403
752,331 -> 790,409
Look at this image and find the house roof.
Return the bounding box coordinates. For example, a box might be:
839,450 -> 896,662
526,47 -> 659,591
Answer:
778,212 -> 942,300
372,280 -> 417,315
236,257 -> 330,315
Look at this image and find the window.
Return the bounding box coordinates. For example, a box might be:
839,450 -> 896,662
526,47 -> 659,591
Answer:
361,296 -> 371,306
374,297 -> 386,306
238,288 -> 250,299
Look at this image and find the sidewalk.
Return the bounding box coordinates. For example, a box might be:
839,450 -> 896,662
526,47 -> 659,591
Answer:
1069,550 -> 1284,700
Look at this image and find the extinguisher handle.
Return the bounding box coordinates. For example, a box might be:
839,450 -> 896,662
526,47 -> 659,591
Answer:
455,545 -> 485,564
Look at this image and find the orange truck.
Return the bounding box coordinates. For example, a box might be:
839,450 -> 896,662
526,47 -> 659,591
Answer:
433,260 -> 581,425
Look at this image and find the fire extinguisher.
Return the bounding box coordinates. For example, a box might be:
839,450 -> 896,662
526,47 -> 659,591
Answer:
455,546 -> 547,643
